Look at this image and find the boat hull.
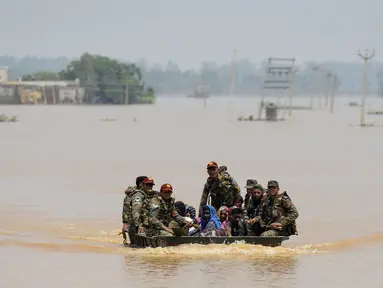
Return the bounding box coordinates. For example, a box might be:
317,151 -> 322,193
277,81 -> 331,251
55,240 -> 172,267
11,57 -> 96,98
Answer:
126,235 -> 289,248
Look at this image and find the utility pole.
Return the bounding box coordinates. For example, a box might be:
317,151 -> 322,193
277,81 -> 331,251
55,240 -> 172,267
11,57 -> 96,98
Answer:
287,59 -> 296,116
228,49 -> 236,121
310,64 -> 320,109
329,74 -> 337,113
325,72 -> 332,108
357,49 -> 375,127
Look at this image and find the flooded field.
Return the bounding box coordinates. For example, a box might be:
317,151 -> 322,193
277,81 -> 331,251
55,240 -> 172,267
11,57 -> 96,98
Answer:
1,95 -> 383,287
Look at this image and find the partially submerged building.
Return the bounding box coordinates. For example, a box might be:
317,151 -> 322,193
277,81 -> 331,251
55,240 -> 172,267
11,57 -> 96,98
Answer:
0,69 -> 85,105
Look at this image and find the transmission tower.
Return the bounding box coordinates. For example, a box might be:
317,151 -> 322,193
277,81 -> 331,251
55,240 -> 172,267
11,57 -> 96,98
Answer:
258,57 -> 296,120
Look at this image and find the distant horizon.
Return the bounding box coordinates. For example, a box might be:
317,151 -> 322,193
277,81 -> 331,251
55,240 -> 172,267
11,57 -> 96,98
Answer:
0,54 -> 381,71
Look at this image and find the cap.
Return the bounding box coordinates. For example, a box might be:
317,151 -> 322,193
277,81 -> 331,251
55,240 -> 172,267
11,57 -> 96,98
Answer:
267,180 -> 279,188
207,161 -> 218,169
160,183 -> 173,192
143,177 -> 155,185
244,179 -> 258,189
253,184 -> 265,192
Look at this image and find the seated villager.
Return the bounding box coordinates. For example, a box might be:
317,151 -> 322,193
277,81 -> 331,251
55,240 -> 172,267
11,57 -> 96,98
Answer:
148,184 -> 193,237
245,183 -> 267,236
225,207 -> 247,236
185,205 -> 199,224
217,206 -> 229,229
174,201 -> 200,234
175,201 -> 187,216
258,180 -> 299,237
192,205 -> 226,236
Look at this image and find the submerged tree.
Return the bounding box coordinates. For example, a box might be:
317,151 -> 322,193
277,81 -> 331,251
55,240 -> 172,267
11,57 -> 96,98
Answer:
59,53 -> 154,104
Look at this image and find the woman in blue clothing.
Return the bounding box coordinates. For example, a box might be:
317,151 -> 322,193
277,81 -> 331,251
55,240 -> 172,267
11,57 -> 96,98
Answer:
193,205 -> 227,236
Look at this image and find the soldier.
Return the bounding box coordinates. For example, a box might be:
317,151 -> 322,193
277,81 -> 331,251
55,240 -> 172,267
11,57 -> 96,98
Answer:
128,177 -> 157,243
244,179 -> 257,217
122,176 -> 147,240
258,180 -> 299,237
198,161 -> 241,216
243,179 -> 264,220
245,182 -> 266,236
148,183 -> 193,236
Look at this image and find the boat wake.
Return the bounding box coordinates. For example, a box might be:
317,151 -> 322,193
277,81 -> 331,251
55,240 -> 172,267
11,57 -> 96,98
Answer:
1,227 -> 382,258
1,216 -> 382,258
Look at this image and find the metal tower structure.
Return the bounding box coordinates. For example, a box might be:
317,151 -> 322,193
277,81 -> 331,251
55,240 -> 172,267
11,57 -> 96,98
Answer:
258,57 -> 296,120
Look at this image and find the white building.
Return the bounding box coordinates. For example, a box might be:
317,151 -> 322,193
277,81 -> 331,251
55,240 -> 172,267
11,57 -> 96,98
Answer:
0,67 -> 8,83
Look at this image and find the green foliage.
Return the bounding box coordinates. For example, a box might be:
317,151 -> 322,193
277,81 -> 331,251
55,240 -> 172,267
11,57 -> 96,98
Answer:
59,53 -> 151,104
22,71 -> 60,81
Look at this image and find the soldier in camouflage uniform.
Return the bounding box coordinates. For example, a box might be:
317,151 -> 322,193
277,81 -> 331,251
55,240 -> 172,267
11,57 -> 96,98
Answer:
244,179 -> 257,218
128,177 -> 157,243
122,176 -> 147,237
245,181 -> 267,236
147,184 -> 193,236
198,162 -> 241,216
243,179 -> 264,219
258,180 -> 299,237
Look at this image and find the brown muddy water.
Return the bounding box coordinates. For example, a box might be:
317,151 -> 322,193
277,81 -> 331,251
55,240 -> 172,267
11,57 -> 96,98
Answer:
1,95 -> 383,288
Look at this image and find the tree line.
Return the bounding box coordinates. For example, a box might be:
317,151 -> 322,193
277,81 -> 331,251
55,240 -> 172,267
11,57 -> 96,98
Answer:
1,54 -> 154,104
1,55 -> 383,96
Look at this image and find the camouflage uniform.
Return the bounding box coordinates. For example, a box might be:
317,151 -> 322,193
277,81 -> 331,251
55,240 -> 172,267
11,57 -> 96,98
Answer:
130,189 -> 157,228
258,184 -> 299,237
122,186 -> 137,224
148,196 -> 186,236
243,179 -> 258,220
243,181 -> 268,236
245,196 -> 268,236
127,186 -> 157,242
199,170 -> 241,216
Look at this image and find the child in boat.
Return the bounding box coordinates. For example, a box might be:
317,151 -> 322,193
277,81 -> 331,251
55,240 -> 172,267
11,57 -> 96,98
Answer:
192,205 -> 226,236
225,207 -> 247,236
186,205 -> 200,224
175,201 -> 199,224
234,195 -> 244,209
174,201 -> 200,235
217,206 -> 229,229
175,201 -> 187,217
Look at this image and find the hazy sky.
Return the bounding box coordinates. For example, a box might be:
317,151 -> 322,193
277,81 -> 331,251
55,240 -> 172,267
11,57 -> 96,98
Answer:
1,0 -> 381,69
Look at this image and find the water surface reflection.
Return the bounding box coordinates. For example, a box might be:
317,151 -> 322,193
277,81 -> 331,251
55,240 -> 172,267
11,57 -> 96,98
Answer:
123,253 -> 298,288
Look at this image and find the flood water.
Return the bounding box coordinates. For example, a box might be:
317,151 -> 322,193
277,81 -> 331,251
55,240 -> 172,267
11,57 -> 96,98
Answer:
1,95 -> 383,288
